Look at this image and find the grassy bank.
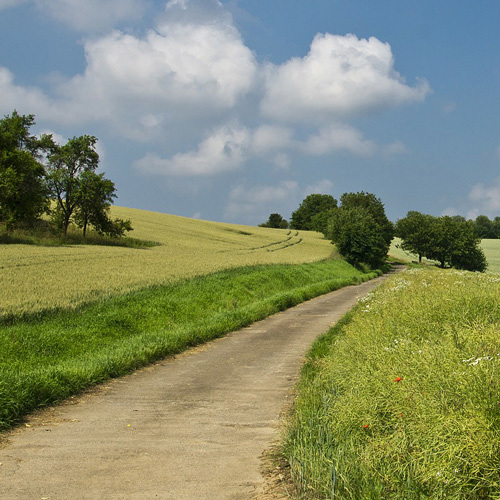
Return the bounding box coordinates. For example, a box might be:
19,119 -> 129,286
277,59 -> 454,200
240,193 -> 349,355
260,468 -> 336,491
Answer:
285,267 -> 500,499
0,259 -> 378,431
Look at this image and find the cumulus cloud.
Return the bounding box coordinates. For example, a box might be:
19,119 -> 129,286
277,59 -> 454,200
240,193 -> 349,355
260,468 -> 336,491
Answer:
468,177 -> 500,216
134,124 -> 250,176
0,67 -> 63,120
250,125 -> 295,155
261,33 -> 430,123
301,124 -> 377,156
0,0 -> 430,183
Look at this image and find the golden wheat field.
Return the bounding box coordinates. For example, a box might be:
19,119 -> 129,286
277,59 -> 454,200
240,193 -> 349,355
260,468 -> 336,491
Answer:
0,207 -> 334,318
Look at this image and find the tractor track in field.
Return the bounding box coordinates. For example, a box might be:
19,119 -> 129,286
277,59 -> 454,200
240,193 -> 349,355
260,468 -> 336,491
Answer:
0,266 -> 403,500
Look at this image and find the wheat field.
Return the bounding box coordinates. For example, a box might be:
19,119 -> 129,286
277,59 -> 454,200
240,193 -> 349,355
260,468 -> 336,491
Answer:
0,207 -> 334,318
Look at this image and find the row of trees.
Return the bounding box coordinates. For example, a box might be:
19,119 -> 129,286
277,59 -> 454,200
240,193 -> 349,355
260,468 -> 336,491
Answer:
263,192 -> 488,272
0,111 -> 131,237
395,211 -> 486,271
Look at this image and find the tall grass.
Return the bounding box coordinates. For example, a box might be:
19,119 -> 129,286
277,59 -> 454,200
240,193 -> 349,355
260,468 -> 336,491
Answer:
285,267 -> 500,499
0,259 -> 378,431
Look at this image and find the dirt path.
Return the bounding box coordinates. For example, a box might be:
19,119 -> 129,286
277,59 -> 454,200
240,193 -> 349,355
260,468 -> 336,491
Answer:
0,270 -> 399,499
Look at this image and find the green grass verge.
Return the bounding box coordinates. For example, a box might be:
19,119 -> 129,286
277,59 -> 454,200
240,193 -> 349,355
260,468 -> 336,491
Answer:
284,267 -> 500,499
0,259 -> 378,431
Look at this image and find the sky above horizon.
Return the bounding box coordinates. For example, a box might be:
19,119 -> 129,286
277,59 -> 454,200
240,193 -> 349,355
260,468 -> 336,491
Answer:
1,0 -> 500,225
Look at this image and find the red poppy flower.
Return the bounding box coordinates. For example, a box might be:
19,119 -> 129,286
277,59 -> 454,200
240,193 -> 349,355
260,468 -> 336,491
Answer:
394,377 -> 402,382
363,424 -> 369,429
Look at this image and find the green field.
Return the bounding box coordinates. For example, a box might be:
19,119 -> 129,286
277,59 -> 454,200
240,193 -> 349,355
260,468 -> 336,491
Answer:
285,267 -> 500,498
0,206 -> 334,319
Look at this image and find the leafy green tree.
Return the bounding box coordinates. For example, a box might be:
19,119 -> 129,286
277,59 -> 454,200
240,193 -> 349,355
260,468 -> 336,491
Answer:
474,215 -> 496,239
0,111 -> 51,227
73,171 -> 117,237
290,194 -> 337,230
395,211 -> 434,263
425,216 -> 487,271
259,213 -> 288,229
310,208 -> 335,237
329,205 -> 388,267
46,135 -> 99,235
339,191 -> 394,247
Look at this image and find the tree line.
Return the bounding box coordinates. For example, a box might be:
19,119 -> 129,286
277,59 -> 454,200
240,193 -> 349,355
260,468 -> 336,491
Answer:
261,192 -> 488,272
0,110 -> 131,237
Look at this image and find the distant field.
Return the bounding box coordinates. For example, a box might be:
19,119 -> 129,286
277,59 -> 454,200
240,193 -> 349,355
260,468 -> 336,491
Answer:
389,237 -> 500,273
0,207 -> 334,319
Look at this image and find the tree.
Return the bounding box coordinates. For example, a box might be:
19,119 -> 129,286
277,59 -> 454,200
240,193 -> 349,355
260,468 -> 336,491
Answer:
73,171 -> 117,237
474,215 -> 496,239
259,213 -> 288,229
290,194 -> 337,230
0,111 -> 51,228
329,205 -> 389,267
425,216 -> 487,271
310,208 -> 335,237
398,214 -> 487,272
395,211 -> 434,263
339,191 -> 394,247
46,135 -> 99,235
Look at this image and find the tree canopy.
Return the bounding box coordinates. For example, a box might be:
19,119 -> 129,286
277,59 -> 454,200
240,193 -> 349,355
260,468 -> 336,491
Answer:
259,213 -> 289,229
0,110 -> 131,239
0,111 -> 52,228
290,194 -> 337,230
329,192 -> 393,268
396,212 -> 487,272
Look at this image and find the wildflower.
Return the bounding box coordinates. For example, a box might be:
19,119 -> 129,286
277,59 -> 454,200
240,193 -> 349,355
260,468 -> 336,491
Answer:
363,424 -> 369,429
394,377 -> 402,382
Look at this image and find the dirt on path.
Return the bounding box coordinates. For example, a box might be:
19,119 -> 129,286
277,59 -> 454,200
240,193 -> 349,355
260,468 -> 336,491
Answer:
0,269 -> 400,499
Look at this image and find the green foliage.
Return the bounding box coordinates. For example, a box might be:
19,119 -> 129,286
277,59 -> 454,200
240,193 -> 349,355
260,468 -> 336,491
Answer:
310,208 -> 335,237
474,215 -> 500,239
73,170 -> 116,237
0,259 -> 376,430
291,194 -> 337,230
339,191 -> 394,247
285,268 -> 500,499
0,111 -> 51,227
46,135 -> 100,235
397,212 -> 487,272
395,211 -> 434,263
329,192 -> 393,268
329,205 -> 389,268
259,213 -> 289,229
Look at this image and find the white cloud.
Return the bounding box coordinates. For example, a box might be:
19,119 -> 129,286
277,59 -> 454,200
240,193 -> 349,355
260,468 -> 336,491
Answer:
134,124 -> 250,176
468,177 -> 500,216
261,33 -> 430,123
301,124 -> 377,156
0,67 -> 65,120
250,125 -> 294,155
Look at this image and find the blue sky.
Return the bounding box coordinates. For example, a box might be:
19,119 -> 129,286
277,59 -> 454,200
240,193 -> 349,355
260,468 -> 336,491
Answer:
1,0 -> 500,225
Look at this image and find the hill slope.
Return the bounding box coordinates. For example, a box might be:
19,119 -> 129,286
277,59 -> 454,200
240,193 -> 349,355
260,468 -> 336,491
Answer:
0,207 -> 334,318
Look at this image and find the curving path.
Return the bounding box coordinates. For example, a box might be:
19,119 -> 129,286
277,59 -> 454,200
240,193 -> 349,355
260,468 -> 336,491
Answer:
0,269 -> 401,499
